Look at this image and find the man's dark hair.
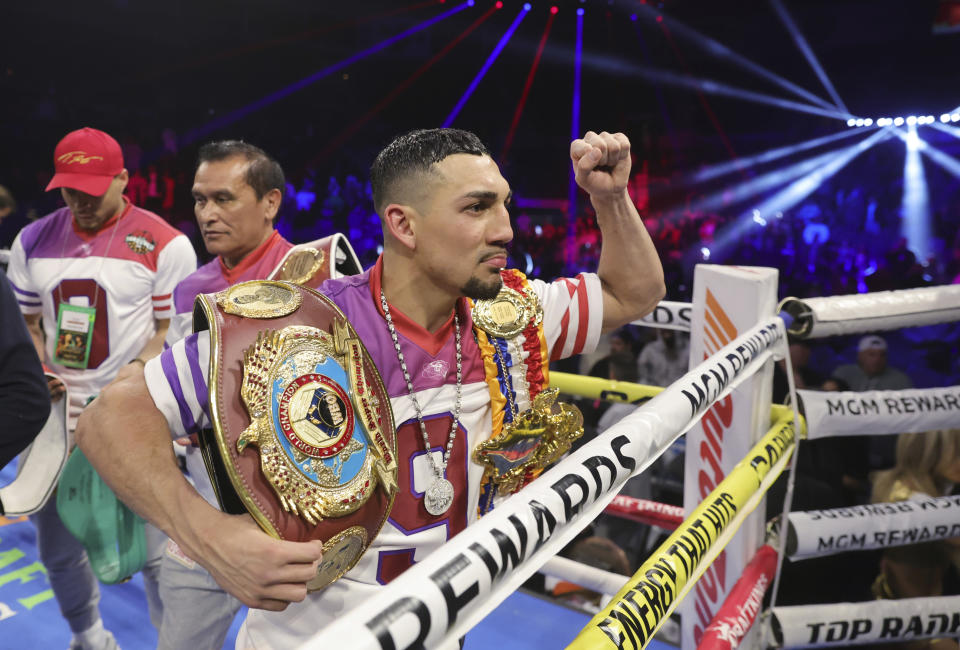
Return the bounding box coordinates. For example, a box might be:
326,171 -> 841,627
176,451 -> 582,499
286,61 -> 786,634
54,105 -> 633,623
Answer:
197,140 -> 285,200
370,128 -> 490,215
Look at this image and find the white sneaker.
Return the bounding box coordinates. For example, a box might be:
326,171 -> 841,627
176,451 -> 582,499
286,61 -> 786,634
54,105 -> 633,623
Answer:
68,620 -> 119,650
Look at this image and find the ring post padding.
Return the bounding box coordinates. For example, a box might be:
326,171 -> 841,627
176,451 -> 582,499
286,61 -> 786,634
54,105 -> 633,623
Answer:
769,595 -> 960,648
567,411 -> 796,650
799,386 -> 960,439
779,284 -> 960,339
302,317 -> 786,650
785,494 -> 960,560
698,544 -> 777,650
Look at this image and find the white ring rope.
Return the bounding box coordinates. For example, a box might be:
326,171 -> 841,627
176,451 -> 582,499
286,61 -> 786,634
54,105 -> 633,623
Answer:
779,284 -> 960,338
633,300 -> 692,331
540,556 -> 632,598
785,494 -> 960,560
799,385 -> 960,439
302,317 -> 787,650
769,595 -> 960,648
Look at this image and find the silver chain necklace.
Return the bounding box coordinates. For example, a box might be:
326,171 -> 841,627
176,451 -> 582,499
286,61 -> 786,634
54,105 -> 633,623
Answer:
380,289 -> 461,516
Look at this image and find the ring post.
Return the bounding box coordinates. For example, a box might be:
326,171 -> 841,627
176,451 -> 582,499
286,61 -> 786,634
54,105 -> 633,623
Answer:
682,264 -> 778,649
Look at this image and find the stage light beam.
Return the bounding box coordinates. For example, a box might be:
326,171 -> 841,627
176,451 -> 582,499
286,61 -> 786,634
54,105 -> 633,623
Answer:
770,0 -> 849,114
633,5 -> 839,113
501,9 -> 557,162
685,126 -> 874,185
311,5 -> 497,162
183,1 -> 470,145
707,127 -> 892,257
442,5 -> 529,126
900,123 -> 934,261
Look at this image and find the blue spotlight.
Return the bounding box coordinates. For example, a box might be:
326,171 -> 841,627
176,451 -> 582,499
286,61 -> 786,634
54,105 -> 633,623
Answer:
707,128 -> 891,256
523,3 -> 531,10
846,118 -> 856,127
770,0 -> 848,114
906,115 -> 917,125
894,117 -> 904,126
952,113 -> 960,122
577,7 -> 584,15
683,145 -> 862,213
863,118 -> 873,126
941,114 -> 951,123
901,123 -> 934,261
687,127 -> 871,184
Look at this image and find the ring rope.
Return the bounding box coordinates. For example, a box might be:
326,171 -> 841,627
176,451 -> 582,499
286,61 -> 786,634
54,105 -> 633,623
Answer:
567,409 -> 798,650
540,556 -> 632,599
785,494 -> 960,560
303,317 -> 787,650
769,595 -> 960,648
779,284 -> 960,338
798,385 -> 960,439
604,495 -> 685,530
550,372 -> 797,430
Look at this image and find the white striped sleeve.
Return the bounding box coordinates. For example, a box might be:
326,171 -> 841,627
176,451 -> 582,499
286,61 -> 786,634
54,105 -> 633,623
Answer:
529,272 -> 603,361
144,330 -> 211,439
152,235 -> 196,319
7,235 -> 42,315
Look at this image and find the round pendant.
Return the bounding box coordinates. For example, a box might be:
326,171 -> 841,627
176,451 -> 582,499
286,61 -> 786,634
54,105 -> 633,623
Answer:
424,477 -> 455,516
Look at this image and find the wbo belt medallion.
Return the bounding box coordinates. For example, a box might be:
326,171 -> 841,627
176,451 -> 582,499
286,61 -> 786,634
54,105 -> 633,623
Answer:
197,281 -> 398,591
236,323 -> 397,526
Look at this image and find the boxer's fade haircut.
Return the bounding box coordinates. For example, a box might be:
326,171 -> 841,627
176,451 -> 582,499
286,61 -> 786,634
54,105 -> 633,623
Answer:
370,128 -> 490,215
197,140 -> 285,200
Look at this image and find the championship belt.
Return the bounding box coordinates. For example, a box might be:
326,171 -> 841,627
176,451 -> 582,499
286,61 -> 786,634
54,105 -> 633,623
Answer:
194,280 -> 397,590
470,270 -> 585,511
268,233 -> 362,289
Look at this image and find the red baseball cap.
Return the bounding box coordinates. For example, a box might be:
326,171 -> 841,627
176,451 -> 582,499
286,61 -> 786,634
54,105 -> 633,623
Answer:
45,127 -> 124,196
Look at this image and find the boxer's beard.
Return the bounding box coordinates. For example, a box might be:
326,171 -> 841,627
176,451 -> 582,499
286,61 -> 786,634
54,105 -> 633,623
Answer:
461,275 -> 503,300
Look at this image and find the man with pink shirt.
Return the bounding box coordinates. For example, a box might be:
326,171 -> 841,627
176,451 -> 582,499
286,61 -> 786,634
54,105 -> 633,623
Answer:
158,140 -> 360,649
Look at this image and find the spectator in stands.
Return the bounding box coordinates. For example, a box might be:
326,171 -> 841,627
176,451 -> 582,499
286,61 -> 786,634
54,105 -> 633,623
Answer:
832,335 -> 913,392
636,328 -> 689,387
870,429 -> 960,649
833,335 -> 913,470
588,328 -> 636,381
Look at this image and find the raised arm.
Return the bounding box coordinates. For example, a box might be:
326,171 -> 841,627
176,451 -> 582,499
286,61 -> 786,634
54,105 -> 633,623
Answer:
571,130 -> 665,332
75,365 -> 323,610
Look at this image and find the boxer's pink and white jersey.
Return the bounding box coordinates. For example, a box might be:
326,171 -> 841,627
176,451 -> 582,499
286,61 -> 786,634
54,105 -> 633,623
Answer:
8,199 -> 195,427
143,258 -> 602,649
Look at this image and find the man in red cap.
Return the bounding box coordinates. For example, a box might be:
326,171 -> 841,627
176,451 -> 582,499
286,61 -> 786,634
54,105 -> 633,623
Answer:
7,127 -> 197,650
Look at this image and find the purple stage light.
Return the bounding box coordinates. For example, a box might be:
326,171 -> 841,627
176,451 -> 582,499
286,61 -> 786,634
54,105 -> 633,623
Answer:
182,2 -> 469,145
566,6 -> 584,266
442,6 -> 529,127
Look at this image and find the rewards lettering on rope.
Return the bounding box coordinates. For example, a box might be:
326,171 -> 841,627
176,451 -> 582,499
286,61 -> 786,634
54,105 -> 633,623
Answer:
362,434 -> 638,649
